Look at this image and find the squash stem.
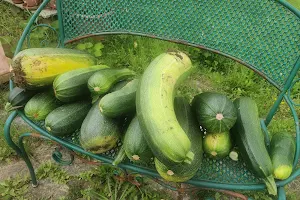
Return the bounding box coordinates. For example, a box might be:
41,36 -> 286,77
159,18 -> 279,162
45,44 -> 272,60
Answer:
263,175 -> 277,196
183,151 -> 194,164
112,146 -> 126,166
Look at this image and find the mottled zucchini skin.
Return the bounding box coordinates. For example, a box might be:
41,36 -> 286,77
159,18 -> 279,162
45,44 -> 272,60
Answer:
45,101 -> 91,137
79,100 -> 120,154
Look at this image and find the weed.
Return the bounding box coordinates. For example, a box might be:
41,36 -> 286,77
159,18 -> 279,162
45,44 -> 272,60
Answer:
36,161 -> 70,184
0,175 -> 29,200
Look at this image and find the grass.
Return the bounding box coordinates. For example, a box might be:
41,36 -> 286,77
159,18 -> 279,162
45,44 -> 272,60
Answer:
1,1 -> 300,199
287,0 -> 300,9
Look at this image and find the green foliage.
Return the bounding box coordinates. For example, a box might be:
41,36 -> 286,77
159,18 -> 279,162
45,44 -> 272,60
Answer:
287,0 -> 300,9
0,175 -> 29,200
75,41 -> 105,57
36,161 -> 70,184
66,37 -> 106,60
243,191 -> 273,200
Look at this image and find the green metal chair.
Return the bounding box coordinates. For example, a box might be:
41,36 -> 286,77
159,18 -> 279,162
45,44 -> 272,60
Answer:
4,0 -> 300,199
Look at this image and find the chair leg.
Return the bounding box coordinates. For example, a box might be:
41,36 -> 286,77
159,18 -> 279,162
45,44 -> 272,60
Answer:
4,111 -> 38,187
277,187 -> 286,200
18,133 -> 38,187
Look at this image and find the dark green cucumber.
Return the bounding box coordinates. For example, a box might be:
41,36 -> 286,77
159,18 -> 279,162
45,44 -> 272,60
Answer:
45,101 -> 91,137
88,68 -> 135,96
5,87 -> 36,112
231,97 -> 276,195
123,115 -> 153,164
270,132 -> 295,180
24,92 -> 60,121
155,97 -> 203,182
203,131 -> 232,159
53,65 -> 109,102
99,79 -> 139,118
80,100 -> 120,154
192,92 -> 237,133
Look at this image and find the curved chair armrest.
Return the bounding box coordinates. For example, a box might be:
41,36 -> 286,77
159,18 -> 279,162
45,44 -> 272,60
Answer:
283,95 -> 300,169
14,0 -> 51,56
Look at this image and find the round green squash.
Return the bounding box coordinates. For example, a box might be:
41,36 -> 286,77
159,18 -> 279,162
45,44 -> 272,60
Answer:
203,131 -> 232,159
192,92 -> 237,133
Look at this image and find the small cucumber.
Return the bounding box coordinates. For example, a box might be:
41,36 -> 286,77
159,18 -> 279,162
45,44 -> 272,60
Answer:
88,68 -> 135,96
99,79 -> 139,118
270,132 -> 295,180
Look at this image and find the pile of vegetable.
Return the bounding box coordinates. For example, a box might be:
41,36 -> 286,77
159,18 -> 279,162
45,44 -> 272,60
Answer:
7,47 -> 296,196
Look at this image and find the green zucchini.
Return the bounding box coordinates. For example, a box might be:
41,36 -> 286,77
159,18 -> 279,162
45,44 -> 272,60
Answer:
88,68 -> 135,96
270,132 -> 295,180
231,97 -> 277,195
80,100 -> 120,154
45,101 -> 91,137
192,92 -> 237,133
53,65 -> 109,102
123,115 -> 153,164
203,131 -> 232,159
5,87 -> 36,112
99,79 -> 139,118
136,51 -> 194,165
24,92 -> 60,121
155,97 -> 203,182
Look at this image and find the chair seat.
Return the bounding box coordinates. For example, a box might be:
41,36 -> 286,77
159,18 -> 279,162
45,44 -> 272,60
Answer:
32,119 -> 262,185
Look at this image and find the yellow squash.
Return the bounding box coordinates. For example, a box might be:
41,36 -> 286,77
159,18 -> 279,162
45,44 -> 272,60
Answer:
12,48 -> 96,89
